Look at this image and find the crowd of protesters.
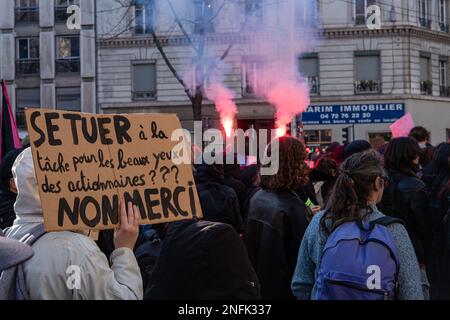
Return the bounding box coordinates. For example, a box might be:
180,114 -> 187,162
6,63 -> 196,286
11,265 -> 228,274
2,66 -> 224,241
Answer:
1,126 -> 450,300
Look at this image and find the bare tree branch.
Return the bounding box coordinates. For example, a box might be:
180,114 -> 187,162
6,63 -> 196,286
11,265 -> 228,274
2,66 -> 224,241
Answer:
166,0 -> 200,56
150,29 -> 195,103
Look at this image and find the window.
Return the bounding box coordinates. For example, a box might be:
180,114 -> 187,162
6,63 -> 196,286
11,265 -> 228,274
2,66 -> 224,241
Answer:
132,63 -> 157,100
299,53 -> 320,95
420,54 -> 432,95
419,0 -> 431,28
245,0 -> 263,26
193,0 -> 214,33
355,0 -> 379,25
439,0 -> 449,32
15,0 -> 39,23
439,59 -> 449,96
296,0 -> 319,28
56,36 -> 80,73
242,59 -> 264,97
354,51 -> 381,94
134,0 -> 154,35
304,129 -> 332,146
55,0 -> 79,22
56,87 -> 81,111
16,38 -> 39,75
16,88 -> 40,128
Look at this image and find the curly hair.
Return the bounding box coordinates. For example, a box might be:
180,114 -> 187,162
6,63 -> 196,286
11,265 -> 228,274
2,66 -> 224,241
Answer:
259,136 -> 309,191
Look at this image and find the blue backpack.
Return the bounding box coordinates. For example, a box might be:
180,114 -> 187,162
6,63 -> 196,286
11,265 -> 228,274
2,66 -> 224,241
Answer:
315,216 -> 404,300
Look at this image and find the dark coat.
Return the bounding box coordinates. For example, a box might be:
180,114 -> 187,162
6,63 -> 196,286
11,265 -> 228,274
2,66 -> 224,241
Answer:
245,189 -> 309,300
378,169 -> 433,265
0,189 -> 16,230
145,219 -> 260,300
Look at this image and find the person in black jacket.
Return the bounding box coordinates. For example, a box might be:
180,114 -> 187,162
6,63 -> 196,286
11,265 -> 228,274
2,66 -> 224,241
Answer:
421,142 -> 450,299
144,219 -> 260,300
224,159 -> 247,219
0,149 -> 23,230
245,136 -> 310,300
378,137 -> 433,299
195,162 -> 244,234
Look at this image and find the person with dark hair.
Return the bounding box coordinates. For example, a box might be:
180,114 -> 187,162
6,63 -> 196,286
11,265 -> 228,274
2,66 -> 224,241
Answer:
342,140 -> 372,160
309,157 -> 338,208
241,164 -> 260,222
245,136 -> 310,299
0,148 -> 23,229
378,137 -> 432,299
223,158 -> 247,219
292,150 -> 423,300
195,162 -> 244,234
420,143 -> 450,299
409,126 -> 435,168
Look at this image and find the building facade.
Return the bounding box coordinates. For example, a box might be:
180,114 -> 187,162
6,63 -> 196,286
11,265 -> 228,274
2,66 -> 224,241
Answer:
0,0 -> 96,138
95,0 -> 450,146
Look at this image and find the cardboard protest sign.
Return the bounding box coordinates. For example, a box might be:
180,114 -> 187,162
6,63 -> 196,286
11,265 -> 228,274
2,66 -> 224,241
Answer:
390,112 -> 415,138
25,109 -> 202,231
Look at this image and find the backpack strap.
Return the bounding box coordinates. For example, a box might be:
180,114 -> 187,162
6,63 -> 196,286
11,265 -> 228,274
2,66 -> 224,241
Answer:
373,216 -> 405,227
14,224 -> 46,300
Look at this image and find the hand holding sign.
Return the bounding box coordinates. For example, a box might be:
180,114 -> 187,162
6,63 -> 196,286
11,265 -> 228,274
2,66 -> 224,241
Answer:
114,201 -> 139,250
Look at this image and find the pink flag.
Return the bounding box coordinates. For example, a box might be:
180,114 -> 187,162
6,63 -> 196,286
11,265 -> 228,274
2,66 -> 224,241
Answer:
390,112 -> 415,138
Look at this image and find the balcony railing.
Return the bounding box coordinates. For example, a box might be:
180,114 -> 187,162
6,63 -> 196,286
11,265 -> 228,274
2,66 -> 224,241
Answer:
307,76 -> 320,95
354,80 -> 381,94
419,18 -> 432,28
133,90 -> 157,100
420,81 -> 433,95
440,85 -> 450,97
16,59 -> 40,76
439,22 -> 449,32
15,8 -> 39,23
56,58 -> 80,73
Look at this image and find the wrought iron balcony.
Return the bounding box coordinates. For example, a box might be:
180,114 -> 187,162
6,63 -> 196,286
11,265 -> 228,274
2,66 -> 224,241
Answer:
16,59 -> 40,76
56,58 -> 80,73
354,80 -> 381,94
421,81 -> 433,95
419,18 -> 432,28
15,8 -> 39,23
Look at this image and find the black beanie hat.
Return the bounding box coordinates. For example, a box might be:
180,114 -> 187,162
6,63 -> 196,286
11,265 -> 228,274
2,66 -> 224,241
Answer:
343,140 -> 371,160
0,148 -> 24,189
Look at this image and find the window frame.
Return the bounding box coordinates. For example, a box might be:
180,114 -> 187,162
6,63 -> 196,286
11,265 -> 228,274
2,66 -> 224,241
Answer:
353,51 -> 381,94
15,88 -> 41,128
15,37 -> 40,76
242,58 -> 265,97
54,0 -> 80,22
15,0 -> 39,23
55,87 -> 81,111
131,61 -> 157,101
133,0 -> 154,35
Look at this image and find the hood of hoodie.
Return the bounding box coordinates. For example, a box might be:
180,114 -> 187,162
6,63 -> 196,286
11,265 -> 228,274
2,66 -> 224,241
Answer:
5,148 -> 43,240
195,163 -> 224,184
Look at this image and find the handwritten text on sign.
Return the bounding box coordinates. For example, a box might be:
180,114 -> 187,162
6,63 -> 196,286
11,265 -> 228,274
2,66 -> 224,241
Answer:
25,109 -> 202,231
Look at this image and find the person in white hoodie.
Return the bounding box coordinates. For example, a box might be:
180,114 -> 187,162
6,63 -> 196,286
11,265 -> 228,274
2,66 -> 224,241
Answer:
5,148 -> 143,300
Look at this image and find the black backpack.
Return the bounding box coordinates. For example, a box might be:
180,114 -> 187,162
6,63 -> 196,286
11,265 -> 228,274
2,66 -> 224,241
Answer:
144,219 -> 260,300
